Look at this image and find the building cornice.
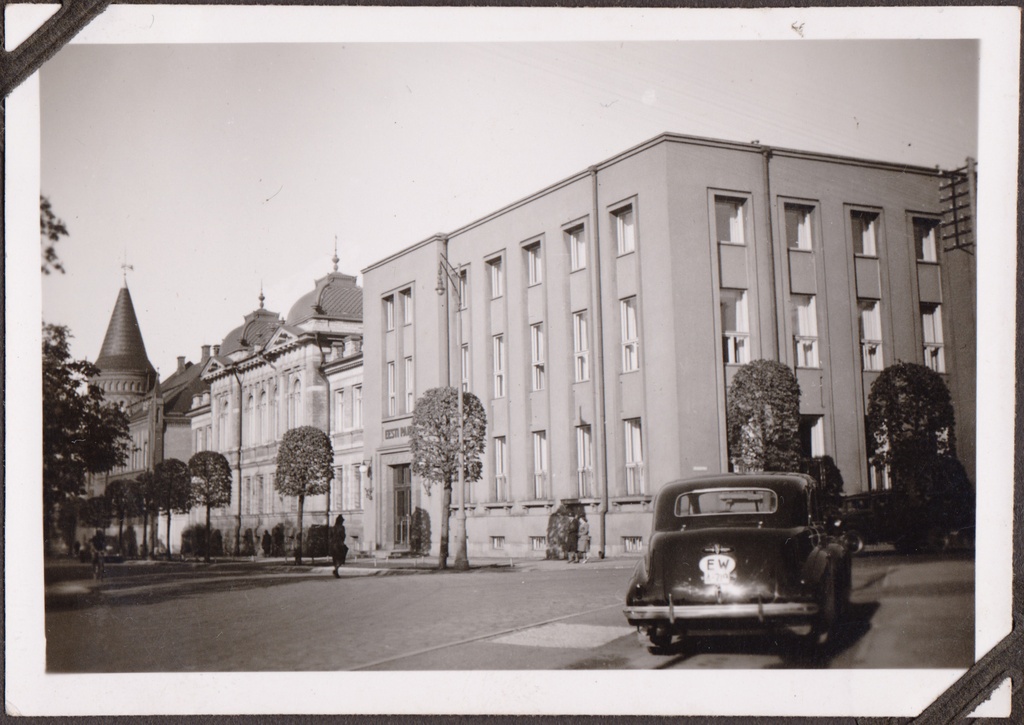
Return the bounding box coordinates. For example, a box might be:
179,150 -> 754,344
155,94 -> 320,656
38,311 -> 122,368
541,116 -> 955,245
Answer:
360,132 -> 949,274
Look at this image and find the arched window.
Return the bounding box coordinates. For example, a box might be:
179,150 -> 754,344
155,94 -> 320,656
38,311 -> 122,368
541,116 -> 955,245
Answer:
292,378 -> 303,428
258,390 -> 267,443
247,393 -> 256,446
270,385 -> 278,440
219,398 -> 229,450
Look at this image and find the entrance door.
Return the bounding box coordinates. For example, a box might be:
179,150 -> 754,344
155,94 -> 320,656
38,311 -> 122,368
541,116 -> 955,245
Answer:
392,464 -> 411,547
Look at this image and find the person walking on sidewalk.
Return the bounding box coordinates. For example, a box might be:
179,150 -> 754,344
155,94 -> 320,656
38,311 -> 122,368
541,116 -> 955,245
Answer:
566,514 -> 579,563
577,516 -> 591,564
330,515 -> 348,578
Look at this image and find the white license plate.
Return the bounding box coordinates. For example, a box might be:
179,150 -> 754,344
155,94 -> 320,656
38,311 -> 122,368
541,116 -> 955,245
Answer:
699,554 -> 736,585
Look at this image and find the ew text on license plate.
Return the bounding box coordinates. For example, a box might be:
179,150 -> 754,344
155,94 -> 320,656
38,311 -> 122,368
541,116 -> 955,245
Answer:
699,554 -> 736,585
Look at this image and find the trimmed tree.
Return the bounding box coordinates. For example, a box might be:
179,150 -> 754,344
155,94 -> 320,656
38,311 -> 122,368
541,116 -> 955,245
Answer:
79,495 -> 112,533
275,426 -> 333,565
409,387 -> 487,569
726,359 -> 802,473
135,471 -> 161,558
43,323 -> 130,551
153,458 -> 194,558
867,361 -> 968,550
105,478 -> 143,556
188,451 -> 233,562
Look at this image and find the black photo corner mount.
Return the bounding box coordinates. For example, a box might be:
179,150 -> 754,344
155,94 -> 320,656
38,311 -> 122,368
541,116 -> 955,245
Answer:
2,1 -> 1021,721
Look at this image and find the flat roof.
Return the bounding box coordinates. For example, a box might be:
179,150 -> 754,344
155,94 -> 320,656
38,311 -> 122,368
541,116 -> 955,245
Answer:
363,131 -> 949,275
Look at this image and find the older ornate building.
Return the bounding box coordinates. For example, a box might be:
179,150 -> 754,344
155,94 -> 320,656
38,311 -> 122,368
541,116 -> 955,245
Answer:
187,256 -> 365,555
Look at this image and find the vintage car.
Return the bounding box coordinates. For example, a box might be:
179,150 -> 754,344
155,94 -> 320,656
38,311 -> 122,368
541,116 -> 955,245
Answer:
624,473 -> 851,651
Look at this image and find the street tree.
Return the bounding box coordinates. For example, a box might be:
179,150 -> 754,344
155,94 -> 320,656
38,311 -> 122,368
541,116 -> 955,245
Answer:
409,386 -> 487,569
153,458 -> 194,557
105,478 -> 143,556
726,359 -> 802,473
189,451 -> 233,562
275,426 -> 333,564
40,195 -> 69,275
42,323 -> 130,550
867,362 -> 968,549
135,470 -> 161,558
79,495 -> 112,532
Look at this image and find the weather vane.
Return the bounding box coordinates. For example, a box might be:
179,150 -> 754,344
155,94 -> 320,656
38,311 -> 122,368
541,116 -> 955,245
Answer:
121,248 -> 134,285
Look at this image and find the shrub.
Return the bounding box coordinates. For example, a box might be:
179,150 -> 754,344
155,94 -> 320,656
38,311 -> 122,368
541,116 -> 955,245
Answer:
241,528 -> 256,557
181,525 -> 209,558
304,524 -> 329,558
546,502 -> 585,560
210,528 -> 224,557
410,507 -> 431,556
124,525 -> 139,558
272,523 -> 286,557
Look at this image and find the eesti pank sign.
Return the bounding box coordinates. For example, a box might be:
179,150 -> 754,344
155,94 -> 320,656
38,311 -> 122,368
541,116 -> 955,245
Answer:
383,424 -> 411,442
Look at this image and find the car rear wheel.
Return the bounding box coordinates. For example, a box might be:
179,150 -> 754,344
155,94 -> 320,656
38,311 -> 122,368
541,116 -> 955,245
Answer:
805,566 -> 838,648
646,627 -> 674,652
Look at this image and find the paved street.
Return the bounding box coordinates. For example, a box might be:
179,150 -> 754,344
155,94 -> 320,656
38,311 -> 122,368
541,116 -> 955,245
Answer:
45,550 -> 973,672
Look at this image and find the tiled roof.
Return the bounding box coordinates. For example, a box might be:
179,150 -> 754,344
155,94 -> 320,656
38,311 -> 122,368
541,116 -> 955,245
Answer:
220,308 -> 283,356
95,285 -> 156,376
286,271 -> 363,326
160,360 -> 209,416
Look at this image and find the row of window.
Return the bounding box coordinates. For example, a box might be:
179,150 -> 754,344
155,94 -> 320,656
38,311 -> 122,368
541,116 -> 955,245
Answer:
333,385 -> 364,430
383,288 -> 413,331
716,195 -> 945,373
717,196 -> 942,262
231,467 -> 365,518
488,418 -> 645,503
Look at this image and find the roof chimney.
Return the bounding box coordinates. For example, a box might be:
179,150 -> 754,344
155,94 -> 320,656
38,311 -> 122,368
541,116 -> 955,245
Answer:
201,344 -> 211,362
177,356 -> 186,374
212,344 -> 220,356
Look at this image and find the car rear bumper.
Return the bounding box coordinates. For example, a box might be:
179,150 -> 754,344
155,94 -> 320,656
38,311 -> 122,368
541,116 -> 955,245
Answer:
624,601 -> 817,625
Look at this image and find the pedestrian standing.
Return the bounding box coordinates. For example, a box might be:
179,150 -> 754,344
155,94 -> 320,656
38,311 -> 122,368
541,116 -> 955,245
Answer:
566,514 -> 579,563
577,516 -> 590,563
330,515 -> 348,578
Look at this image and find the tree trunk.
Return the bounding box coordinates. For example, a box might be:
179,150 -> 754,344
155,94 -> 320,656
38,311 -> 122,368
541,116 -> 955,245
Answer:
141,513 -> 148,558
295,495 -> 305,565
166,509 -> 172,559
438,481 -> 452,569
117,514 -> 125,556
205,503 -> 212,563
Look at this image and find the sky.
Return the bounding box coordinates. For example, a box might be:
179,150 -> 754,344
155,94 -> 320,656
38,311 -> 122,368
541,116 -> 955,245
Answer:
39,39 -> 978,378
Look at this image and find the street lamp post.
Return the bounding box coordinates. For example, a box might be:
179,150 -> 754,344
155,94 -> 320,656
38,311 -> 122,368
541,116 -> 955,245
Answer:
437,255 -> 469,570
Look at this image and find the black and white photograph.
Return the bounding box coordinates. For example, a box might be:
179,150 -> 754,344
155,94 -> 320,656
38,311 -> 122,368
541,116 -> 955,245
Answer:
5,4 -> 1019,718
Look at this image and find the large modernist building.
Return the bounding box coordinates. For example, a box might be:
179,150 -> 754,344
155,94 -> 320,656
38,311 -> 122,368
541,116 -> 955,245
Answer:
360,132 -> 976,560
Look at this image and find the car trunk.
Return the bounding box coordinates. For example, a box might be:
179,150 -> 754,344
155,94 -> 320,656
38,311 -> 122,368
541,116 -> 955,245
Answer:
651,526 -> 808,605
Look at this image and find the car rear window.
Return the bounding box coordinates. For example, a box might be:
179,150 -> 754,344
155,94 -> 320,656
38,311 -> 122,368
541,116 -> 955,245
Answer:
673,488 -> 778,517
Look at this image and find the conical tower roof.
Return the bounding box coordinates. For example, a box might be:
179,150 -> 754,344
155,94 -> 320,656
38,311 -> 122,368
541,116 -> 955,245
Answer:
95,284 -> 156,376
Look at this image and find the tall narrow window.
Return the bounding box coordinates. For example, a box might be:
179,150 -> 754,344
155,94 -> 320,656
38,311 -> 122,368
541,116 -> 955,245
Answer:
851,210 -> 879,256
858,300 -> 884,371
384,296 -> 395,331
576,425 -> 593,498
458,270 -> 468,310
531,323 -> 546,390
914,217 -> 939,262
246,394 -> 255,445
258,390 -> 267,442
715,197 -> 746,245
386,362 -> 396,417
404,356 -> 414,412
792,295 -> 819,368
621,297 -> 639,372
624,418 -> 644,495
400,288 -> 413,325
526,242 -> 543,286
219,398 -> 229,451
573,310 -> 590,382
291,379 -> 303,428
352,385 -> 362,427
720,289 -> 749,364
921,303 -> 945,372
567,225 -> 587,271
493,436 -> 508,502
614,205 -> 636,254
460,344 -> 470,392
799,416 -> 825,458
488,257 -> 504,298
785,203 -> 814,251
334,389 -> 345,432
270,386 -> 278,439
492,334 -> 505,398
532,431 -> 548,499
